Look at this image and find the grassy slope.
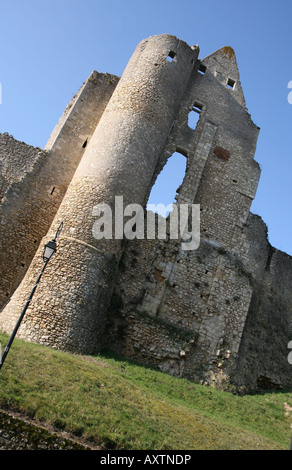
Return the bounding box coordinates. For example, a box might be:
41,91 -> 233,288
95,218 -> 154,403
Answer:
0,332 -> 291,450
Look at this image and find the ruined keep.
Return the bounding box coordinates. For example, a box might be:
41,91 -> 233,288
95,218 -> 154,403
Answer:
0,34 -> 291,393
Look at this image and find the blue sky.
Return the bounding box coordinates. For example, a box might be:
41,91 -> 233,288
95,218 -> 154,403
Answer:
1,0 -> 292,255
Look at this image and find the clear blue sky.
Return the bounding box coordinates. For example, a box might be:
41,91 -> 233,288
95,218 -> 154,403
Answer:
1,0 -> 292,255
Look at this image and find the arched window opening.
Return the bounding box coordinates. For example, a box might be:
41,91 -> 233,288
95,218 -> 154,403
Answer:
147,152 -> 187,216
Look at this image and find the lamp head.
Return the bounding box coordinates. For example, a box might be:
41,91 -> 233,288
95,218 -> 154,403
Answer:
43,239 -> 57,262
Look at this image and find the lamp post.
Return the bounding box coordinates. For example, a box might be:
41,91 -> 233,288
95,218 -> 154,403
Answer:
0,222 -> 63,370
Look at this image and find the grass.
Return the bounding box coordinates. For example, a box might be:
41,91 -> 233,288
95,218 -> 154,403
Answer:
0,332 -> 291,450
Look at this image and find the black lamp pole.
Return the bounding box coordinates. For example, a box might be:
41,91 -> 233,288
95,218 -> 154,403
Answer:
0,222 -> 63,371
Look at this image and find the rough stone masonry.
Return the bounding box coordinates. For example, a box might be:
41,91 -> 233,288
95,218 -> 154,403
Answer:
0,34 -> 291,393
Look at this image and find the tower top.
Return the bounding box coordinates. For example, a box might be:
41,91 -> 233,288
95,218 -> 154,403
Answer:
202,46 -> 246,107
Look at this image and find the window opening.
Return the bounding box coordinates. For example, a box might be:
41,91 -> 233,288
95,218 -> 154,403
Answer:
82,139 -> 88,148
227,78 -> 236,89
188,101 -> 202,130
198,63 -> 206,75
167,51 -> 177,62
147,152 -> 187,216
50,186 -> 56,196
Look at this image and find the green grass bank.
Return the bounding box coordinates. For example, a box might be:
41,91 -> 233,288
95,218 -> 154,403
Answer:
0,332 -> 291,450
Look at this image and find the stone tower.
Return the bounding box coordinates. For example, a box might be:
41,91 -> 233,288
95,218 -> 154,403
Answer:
0,35 -> 199,353
0,34 -> 291,392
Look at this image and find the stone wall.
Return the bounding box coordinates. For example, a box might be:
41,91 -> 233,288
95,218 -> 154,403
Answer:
104,37 -> 291,392
107,208 -> 292,392
0,71 -> 119,308
0,410 -> 92,450
234,213 -> 292,391
107,231 -> 254,388
0,135 -> 48,307
0,132 -> 42,199
104,40 -> 259,388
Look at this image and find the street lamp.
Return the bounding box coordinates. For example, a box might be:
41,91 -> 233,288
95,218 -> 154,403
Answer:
0,222 -> 63,370
43,240 -> 57,263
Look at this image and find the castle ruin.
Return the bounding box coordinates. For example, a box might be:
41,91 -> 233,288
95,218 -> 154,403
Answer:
0,34 -> 291,392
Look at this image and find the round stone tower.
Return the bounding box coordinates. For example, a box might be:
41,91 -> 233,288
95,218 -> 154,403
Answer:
0,34 -> 198,353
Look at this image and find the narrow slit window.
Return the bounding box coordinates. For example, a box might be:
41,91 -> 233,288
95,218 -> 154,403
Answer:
167,51 -> 177,62
227,78 -> 236,89
198,63 -> 207,75
188,102 -> 202,130
193,102 -> 203,113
